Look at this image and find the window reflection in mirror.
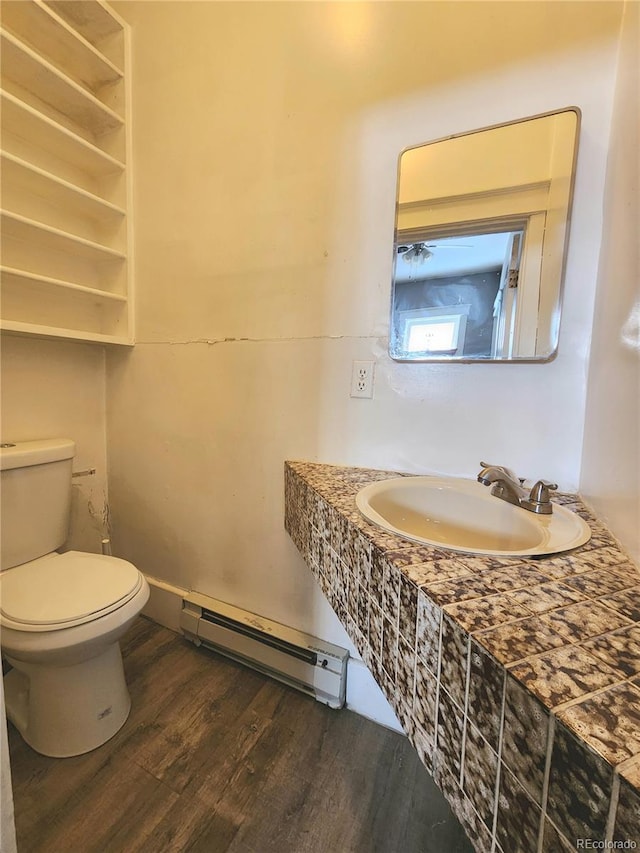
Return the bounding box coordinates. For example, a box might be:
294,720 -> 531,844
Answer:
389,108 -> 580,362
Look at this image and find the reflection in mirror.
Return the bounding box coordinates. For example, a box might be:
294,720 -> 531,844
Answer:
389,108 -> 580,362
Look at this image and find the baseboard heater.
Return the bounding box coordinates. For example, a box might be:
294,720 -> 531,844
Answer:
180,592 -> 349,709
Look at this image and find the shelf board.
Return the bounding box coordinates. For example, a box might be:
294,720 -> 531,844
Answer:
1,150 -> 125,224
0,318 -> 133,346
0,28 -> 124,137
1,266 -> 127,302
45,0 -> 123,45
1,210 -> 126,263
1,1 -> 123,93
1,89 -> 124,176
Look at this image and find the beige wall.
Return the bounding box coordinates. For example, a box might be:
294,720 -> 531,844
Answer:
581,1 -> 640,564
0,0 -> 633,727
0,0 -> 633,741
0,336 -> 109,555
399,113 -> 560,202
105,0 -> 625,656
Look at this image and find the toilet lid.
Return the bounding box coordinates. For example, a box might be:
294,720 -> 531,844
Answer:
0,551 -> 143,631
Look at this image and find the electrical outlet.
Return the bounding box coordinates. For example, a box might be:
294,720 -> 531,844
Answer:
350,360 -> 375,398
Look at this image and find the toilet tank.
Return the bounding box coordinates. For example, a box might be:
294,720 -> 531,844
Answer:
0,439 -> 76,571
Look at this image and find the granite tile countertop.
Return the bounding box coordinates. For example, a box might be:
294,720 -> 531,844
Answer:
284,460 -> 640,852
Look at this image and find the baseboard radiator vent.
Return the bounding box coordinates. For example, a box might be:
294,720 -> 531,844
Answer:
180,593 -> 349,709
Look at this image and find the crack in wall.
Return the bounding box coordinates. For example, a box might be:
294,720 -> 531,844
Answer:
136,334 -> 378,346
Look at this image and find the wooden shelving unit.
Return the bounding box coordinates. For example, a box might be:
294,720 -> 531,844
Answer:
0,0 -> 133,345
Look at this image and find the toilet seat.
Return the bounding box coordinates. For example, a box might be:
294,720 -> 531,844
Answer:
0,551 -> 143,632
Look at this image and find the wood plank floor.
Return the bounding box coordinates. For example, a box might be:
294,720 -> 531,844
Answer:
7,618 -> 474,853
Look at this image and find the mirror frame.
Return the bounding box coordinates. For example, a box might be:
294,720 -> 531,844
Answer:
389,107 -> 581,364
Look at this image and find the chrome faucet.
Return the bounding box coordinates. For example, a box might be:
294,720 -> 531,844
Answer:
477,462 -> 558,514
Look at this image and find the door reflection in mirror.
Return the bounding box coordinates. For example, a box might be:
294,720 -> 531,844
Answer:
389,108 -> 580,362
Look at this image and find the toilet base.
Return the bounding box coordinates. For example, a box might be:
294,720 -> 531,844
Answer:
4,642 -> 131,757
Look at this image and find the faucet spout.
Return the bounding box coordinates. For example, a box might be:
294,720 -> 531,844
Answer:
477,462 -> 522,491
477,462 -> 557,514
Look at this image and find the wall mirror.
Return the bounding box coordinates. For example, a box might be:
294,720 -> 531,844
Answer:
389,108 -> 580,362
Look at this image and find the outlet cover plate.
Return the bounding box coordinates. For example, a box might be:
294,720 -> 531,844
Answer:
350,360 -> 375,398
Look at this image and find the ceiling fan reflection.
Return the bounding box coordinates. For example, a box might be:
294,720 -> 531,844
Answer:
397,242 -> 473,264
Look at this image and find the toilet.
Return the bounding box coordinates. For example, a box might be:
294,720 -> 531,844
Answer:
0,438 -> 149,757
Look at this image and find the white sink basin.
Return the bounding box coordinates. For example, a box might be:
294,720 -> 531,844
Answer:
356,476 -> 591,557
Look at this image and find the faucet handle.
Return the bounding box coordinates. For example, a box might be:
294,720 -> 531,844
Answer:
528,479 -> 558,505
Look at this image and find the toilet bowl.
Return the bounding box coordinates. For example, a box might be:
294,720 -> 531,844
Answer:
0,551 -> 150,757
0,439 -> 150,757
